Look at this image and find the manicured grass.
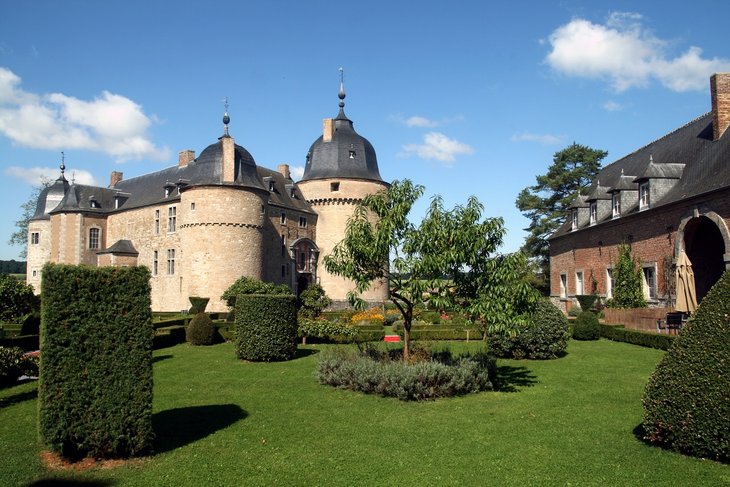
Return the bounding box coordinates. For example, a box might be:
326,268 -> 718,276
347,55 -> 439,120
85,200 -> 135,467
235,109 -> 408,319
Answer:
1,340 -> 728,485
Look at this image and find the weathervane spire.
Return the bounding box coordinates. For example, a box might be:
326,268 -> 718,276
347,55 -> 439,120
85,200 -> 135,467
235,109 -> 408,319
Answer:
338,67 -> 346,109
60,151 -> 66,175
222,97 -> 230,136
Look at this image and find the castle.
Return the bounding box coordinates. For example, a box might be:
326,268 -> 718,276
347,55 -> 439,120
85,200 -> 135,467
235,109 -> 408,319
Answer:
26,81 -> 390,312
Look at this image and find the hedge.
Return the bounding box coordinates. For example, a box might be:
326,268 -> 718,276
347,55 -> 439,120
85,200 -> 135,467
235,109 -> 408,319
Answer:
39,264 -> 154,460
0,334 -> 39,352
235,294 -> 297,361
599,324 -> 675,350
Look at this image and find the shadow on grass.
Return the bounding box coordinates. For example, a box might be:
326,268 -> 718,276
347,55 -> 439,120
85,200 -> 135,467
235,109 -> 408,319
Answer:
0,387 -> 37,409
494,365 -> 538,392
152,354 -> 173,364
293,348 -> 320,359
26,479 -> 114,486
153,404 -> 247,454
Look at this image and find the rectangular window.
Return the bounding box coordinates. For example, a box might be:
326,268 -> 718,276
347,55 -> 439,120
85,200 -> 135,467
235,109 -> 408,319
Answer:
31,232 -> 39,245
89,228 -> 100,249
330,182 -> 340,192
589,202 -> 597,225
153,251 -> 158,276
643,265 -> 657,300
155,209 -> 160,234
612,193 -> 620,218
168,206 -> 177,233
639,182 -> 650,210
281,234 -> 287,257
575,271 -> 584,296
560,274 -> 567,298
280,212 -> 286,225
606,268 -> 614,299
571,210 -> 578,231
299,216 -> 307,228
191,202 -> 196,211
167,249 -> 175,275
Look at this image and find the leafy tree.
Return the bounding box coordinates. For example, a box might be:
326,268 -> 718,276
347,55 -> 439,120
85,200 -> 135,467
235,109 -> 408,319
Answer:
297,283 -> 332,319
8,180 -> 49,259
516,143 -> 607,285
324,179 -> 538,360
0,273 -> 38,322
609,242 -> 647,308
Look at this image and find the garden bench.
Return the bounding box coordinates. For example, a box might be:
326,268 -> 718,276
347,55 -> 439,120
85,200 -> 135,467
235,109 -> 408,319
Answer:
656,312 -> 686,334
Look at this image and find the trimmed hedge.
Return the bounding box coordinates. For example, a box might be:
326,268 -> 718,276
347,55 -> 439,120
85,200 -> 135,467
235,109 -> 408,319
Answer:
409,328 -> 483,341
188,297 -> 210,315
489,300 -> 570,359
599,324 -> 675,350
573,311 -> 600,340
154,325 -> 186,349
642,269 -> 730,463
39,264 -> 154,460
576,294 -> 598,311
235,294 -> 297,361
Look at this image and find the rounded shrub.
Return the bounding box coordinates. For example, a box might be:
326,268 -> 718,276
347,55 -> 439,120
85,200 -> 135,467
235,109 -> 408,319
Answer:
235,294 -> 297,361
642,269 -> 730,463
572,311 -> 600,340
0,346 -> 27,387
186,312 -> 217,346
489,300 -> 570,359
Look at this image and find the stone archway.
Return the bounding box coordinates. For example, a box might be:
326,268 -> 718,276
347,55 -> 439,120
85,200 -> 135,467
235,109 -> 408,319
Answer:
676,211 -> 729,302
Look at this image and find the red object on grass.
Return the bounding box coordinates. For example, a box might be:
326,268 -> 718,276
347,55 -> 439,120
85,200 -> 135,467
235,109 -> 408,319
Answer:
383,335 -> 401,342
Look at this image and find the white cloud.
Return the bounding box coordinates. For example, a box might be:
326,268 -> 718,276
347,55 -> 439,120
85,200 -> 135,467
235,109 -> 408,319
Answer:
405,116 -> 440,128
545,12 -> 730,92
0,67 -> 170,161
402,132 -> 474,165
290,165 -> 305,180
603,100 -> 624,112
4,165 -> 97,186
511,132 -> 565,145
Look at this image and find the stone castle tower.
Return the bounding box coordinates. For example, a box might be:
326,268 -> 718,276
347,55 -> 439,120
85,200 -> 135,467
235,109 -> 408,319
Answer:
298,75 -> 390,305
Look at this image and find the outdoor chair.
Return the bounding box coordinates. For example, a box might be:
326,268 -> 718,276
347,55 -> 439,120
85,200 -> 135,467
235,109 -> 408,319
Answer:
656,312 -> 687,334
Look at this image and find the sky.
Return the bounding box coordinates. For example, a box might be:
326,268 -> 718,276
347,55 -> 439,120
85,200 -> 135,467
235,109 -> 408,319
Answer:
1,0 -> 729,260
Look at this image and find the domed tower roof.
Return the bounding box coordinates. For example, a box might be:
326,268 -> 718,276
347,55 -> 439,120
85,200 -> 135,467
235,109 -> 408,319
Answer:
31,156 -> 70,220
300,71 -> 383,183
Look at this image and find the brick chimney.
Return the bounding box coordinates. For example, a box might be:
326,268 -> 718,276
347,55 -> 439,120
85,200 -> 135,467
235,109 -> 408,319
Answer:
323,118 -> 335,142
221,136 -> 235,182
711,73 -> 730,140
277,164 -> 291,180
109,171 -> 123,187
178,150 -> 195,167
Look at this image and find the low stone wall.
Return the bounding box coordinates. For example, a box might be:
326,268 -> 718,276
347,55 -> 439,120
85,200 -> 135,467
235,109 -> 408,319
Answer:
603,307 -> 672,332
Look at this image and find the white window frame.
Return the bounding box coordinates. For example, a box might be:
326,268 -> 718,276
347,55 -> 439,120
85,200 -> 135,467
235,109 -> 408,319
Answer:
589,202 -> 597,225
575,271 -> 584,296
606,267 -> 614,299
559,273 -> 567,298
571,210 -> 578,231
88,227 -> 101,250
612,193 -> 620,218
639,182 -> 650,210
642,264 -> 657,300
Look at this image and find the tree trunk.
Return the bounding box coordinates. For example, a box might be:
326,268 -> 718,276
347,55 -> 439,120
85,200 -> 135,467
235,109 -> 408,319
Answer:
403,321 -> 411,361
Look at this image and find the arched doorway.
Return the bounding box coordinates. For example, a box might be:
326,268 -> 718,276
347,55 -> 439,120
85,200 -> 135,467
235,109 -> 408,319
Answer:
289,238 -> 319,296
683,216 -> 726,302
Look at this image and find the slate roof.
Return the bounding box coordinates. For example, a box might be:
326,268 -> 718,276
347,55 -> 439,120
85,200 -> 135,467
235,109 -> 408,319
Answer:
551,112 -> 730,238
98,239 -> 138,255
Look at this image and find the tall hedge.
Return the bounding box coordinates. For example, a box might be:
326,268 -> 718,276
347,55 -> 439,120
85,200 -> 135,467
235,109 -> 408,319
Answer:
235,294 -> 297,361
39,264 -> 154,460
642,269 -> 730,463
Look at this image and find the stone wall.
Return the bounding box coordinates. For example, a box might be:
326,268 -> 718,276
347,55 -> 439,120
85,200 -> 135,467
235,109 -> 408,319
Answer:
26,219 -> 51,293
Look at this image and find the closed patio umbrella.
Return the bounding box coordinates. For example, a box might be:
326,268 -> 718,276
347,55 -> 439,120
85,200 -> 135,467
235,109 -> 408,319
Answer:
675,249 -> 697,314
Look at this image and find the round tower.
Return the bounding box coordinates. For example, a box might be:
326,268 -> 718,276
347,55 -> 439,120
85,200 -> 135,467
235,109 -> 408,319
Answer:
298,72 -> 389,305
179,111 -> 269,312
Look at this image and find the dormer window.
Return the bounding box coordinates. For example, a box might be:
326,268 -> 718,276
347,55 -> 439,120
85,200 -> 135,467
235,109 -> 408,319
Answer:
612,193 -> 621,218
589,202 -> 598,225
88,195 -> 100,209
299,216 -> 307,228
571,210 -> 578,231
269,180 -> 275,192
164,181 -> 175,198
349,150 -> 356,159
639,182 -> 650,210
263,176 -> 275,192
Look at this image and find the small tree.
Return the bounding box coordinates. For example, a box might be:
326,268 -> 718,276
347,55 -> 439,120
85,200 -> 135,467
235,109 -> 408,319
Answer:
297,283 -> 331,319
324,180 -> 538,360
610,243 -> 647,308
0,274 -> 38,322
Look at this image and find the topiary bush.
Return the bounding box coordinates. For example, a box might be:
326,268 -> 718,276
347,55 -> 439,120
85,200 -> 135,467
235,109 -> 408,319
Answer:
186,312 -> 217,346
316,346 -> 495,401
297,283 -> 332,319
488,300 -> 570,359
39,264 -> 154,460
235,294 -> 297,361
221,276 -> 290,309
572,311 -> 600,340
576,294 -> 598,312
188,297 -> 210,315
642,269 -> 730,463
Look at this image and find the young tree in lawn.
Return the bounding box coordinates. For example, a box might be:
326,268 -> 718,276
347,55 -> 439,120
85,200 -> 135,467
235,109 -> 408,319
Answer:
516,143 -> 607,290
324,179 -> 538,360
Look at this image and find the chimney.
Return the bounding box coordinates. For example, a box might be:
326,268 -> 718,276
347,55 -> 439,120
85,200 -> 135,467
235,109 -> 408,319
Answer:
277,164 -> 291,180
178,150 -> 195,167
109,171 -> 123,187
711,73 -> 730,140
221,136 -> 235,182
323,118 -> 335,142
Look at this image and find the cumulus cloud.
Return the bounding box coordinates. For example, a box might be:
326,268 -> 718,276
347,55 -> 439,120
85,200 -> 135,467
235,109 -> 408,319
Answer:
290,165 -> 305,180
391,114 -> 464,128
4,165 -> 97,186
0,67 -> 169,161
603,100 -> 624,112
511,132 -> 565,145
405,116 -> 440,128
545,12 -> 730,92
402,132 -> 474,165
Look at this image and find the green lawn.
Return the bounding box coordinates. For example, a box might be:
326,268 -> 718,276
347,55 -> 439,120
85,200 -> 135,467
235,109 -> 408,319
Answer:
1,340 -> 728,486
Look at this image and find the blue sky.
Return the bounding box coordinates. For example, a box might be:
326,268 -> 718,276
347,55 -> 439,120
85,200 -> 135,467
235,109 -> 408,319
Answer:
1,0 -> 729,260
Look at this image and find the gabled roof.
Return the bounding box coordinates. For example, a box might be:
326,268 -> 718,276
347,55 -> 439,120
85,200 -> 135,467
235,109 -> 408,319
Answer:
98,239 -> 138,255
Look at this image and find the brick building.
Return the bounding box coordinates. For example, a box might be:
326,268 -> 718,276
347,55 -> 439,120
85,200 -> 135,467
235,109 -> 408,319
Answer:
550,73 -> 730,312
26,83 -> 389,312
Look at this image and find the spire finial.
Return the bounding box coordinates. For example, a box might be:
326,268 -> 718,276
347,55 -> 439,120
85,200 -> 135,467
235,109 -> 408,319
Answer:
338,67 -> 346,108
71,171 -> 76,185
222,97 -> 230,136
649,154 -> 653,164
60,151 -> 66,175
